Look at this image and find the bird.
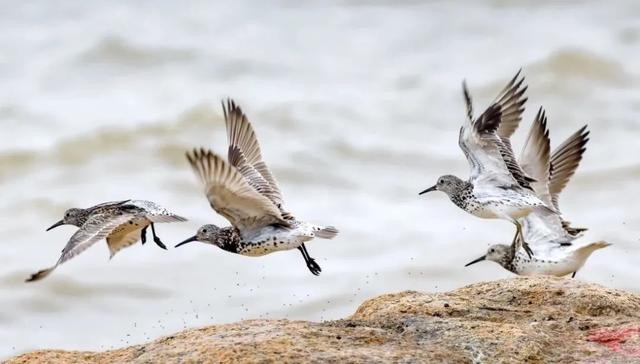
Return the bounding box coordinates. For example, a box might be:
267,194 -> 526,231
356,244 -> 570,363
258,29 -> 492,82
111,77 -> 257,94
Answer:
176,99 -> 338,276
419,71 -> 556,256
464,108 -> 609,277
26,199 -> 187,282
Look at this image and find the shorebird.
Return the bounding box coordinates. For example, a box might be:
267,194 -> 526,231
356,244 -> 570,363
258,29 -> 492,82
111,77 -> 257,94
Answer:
419,71 -> 555,256
26,200 -> 186,282
465,108 -> 609,277
176,100 -> 338,276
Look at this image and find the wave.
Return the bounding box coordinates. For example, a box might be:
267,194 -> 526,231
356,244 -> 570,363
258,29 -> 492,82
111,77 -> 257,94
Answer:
0,104 -> 223,178
76,36 -> 196,67
530,48 -> 631,86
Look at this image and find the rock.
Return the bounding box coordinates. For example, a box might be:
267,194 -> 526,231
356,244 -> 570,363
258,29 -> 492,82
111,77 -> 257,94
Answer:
8,277 -> 640,363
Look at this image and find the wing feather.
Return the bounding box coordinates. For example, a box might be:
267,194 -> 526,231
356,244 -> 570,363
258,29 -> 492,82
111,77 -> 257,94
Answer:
519,107 -> 551,204
186,148 -> 288,231
459,73 -> 533,190
493,69 -> 528,139
517,123 -> 590,249
223,99 -> 284,207
26,213 -> 134,282
549,125 -> 590,209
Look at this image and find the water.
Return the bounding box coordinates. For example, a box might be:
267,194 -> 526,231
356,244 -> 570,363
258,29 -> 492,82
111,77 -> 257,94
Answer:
1,0 -> 639,358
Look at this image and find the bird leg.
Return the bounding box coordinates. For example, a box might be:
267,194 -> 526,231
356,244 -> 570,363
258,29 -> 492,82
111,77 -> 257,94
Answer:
512,220 -> 533,259
571,272 -> 577,278
150,223 -> 167,250
298,244 -> 321,276
140,226 -> 148,244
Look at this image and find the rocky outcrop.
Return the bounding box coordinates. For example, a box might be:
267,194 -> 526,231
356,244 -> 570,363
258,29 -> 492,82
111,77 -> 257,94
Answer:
8,277 -> 640,363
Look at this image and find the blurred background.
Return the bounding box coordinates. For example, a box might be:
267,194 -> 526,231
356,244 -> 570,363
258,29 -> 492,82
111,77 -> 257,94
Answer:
0,0 -> 638,358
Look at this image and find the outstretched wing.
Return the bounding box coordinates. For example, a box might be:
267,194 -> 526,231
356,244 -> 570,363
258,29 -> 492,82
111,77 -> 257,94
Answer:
519,107 -> 551,205
518,123 -> 590,249
459,72 -> 533,190
223,99 -> 284,208
494,69 -> 528,139
26,213 -> 134,282
186,148 -> 288,231
549,125 -> 590,210
61,213 -> 135,263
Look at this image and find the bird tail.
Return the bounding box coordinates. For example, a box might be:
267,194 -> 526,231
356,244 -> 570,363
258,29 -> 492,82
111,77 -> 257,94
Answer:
575,241 -> 611,258
25,265 -> 57,282
315,226 -> 339,239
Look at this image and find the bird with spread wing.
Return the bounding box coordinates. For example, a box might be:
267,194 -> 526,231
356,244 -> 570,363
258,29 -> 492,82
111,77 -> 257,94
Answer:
176,99 -> 338,276
465,108 -> 609,276
420,71 -> 557,257
27,200 -> 186,282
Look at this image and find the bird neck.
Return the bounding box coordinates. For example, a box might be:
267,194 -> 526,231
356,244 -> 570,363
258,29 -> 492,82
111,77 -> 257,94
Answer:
216,227 -> 242,253
449,182 -> 473,209
498,245 -> 519,273
74,210 -> 92,226
501,258 -> 518,274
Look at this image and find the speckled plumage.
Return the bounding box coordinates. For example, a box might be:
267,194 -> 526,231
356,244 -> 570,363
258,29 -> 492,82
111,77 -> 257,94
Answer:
179,99 -> 338,275
465,110 -> 608,277
421,71 -> 555,255
26,200 -> 186,282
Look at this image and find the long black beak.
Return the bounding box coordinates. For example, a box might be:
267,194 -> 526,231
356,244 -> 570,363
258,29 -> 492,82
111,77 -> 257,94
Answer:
46,220 -> 65,231
175,235 -> 198,248
465,255 -> 486,267
419,185 -> 437,195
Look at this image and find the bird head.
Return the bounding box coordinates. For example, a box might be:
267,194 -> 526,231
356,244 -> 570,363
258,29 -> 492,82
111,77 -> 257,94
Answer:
175,224 -> 223,248
465,244 -> 511,267
419,175 -> 466,196
46,208 -> 86,231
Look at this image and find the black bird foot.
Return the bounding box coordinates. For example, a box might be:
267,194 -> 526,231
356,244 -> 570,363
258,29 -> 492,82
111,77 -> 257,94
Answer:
522,241 -> 533,259
571,271 -> 577,278
298,244 -> 322,276
306,257 -> 322,276
149,224 -> 167,250
141,226 -> 148,244
153,236 -> 167,250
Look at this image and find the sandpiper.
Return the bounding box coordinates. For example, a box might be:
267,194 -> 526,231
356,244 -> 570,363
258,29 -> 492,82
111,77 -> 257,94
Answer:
26,200 -> 187,282
465,108 -> 608,277
176,100 -> 338,276
419,71 -> 555,256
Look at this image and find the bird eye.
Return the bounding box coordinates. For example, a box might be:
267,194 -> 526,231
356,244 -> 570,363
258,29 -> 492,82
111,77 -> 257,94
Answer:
490,249 -> 495,253
203,229 -> 208,233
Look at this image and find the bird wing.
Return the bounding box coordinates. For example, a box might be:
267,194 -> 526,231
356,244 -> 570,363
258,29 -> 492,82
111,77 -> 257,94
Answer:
186,148 -> 289,231
518,119 -> 590,246
519,107 -> 552,206
125,200 -> 188,223
26,213 -> 135,282
86,199 -> 132,214
223,99 -> 284,208
59,213 -> 136,264
494,69 -> 529,139
459,75 -> 533,190
106,224 -> 144,258
548,125 -> 590,210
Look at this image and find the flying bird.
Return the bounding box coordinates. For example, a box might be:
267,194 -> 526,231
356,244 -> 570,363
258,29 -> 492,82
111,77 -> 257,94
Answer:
465,108 -> 608,277
420,71 -> 556,256
27,200 -> 186,282
177,100 -> 338,275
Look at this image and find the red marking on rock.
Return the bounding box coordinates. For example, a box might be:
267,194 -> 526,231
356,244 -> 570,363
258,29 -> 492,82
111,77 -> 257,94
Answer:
587,327 -> 640,356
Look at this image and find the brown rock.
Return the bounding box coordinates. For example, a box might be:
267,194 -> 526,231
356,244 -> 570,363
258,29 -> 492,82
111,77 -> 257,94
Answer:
8,277 -> 640,363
